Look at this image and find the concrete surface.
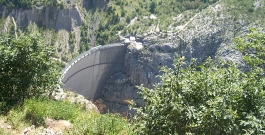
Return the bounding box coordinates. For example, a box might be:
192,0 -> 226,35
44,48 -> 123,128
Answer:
61,43 -> 126,99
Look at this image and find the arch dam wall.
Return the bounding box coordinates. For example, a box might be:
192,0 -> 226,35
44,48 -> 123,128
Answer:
61,43 -> 127,99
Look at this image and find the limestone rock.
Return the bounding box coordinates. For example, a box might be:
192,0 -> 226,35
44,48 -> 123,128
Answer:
44,118 -> 72,132
52,88 -> 99,113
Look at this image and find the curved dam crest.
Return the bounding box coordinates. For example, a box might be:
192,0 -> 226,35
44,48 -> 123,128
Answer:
61,43 -> 127,99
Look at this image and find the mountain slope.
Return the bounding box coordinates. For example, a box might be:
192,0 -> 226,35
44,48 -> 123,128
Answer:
0,0 -> 264,114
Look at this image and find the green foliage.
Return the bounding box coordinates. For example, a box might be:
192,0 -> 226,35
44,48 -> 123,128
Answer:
149,1 -> 156,14
23,98 -> 80,125
96,22 -> 121,45
93,0 -> 219,43
121,7 -> 126,17
5,104 -> 29,129
0,128 -> 11,135
79,23 -> 91,53
69,31 -> 76,53
95,7 -> 122,45
0,35 -> 60,104
133,56 -> 265,134
133,30 -> 265,134
0,0 -> 58,9
235,28 -> 265,69
70,113 -> 135,135
4,97 -> 135,134
223,0 -> 265,27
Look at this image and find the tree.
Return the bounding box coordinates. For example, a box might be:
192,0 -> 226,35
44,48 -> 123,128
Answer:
0,35 -> 60,105
150,1 -> 156,14
126,16 -> 131,24
133,29 -> 265,134
121,7 -> 126,17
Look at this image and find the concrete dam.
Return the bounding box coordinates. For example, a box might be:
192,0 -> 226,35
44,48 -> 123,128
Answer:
61,43 -> 127,99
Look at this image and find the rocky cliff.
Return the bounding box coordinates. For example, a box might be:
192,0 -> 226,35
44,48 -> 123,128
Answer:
0,5 -> 83,62
0,0 -> 107,62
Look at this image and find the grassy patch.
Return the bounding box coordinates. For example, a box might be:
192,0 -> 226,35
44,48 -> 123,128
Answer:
0,128 -> 11,135
23,98 -> 81,125
1,97 -> 135,134
69,113 -> 135,135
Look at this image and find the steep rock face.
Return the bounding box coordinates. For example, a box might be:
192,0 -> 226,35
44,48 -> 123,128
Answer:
0,5 -> 86,61
100,40 -> 208,115
100,43 -> 178,114
9,7 -> 82,31
100,31 -> 231,115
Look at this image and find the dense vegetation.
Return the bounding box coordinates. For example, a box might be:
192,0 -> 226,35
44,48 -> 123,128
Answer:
3,97 -> 134,134
0,35 -> 134,134
133,29 -> 265,134
0,35 -> 59,105
0,0 -> 58,9
94,0 -> 219,45
0,0 -> 265,134
93,0 -> 264,47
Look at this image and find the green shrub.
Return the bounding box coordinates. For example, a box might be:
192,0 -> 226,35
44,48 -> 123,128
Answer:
134,56 -> 265,134
133,29 -> 265,134
235,28 -> 265,69
0,35 -> 60,105
126,16 -> 131,23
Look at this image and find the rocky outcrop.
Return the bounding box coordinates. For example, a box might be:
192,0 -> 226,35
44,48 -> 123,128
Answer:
8,7 -> 82,31
99,41 -> 179,115
44,118 -> 72,132
52,88 -> 99,113
0,5 -> 85,62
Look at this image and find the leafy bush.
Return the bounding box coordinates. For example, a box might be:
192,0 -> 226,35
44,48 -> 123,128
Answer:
133,56 -> 265,134
235,28 -> 265,69
133,30 -> 265,134
0,35 -> 60,104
